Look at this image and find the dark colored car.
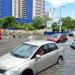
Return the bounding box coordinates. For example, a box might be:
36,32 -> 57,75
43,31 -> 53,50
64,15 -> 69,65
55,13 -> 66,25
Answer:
47,33 -> 68,43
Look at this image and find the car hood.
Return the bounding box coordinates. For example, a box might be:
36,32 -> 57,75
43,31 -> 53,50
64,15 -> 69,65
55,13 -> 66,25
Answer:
48,37 -> 59,41
0,53 -> 29,70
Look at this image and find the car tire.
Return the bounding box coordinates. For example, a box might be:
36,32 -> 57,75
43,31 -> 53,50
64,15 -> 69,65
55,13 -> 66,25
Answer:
57,56 -> 64,64
60,39 -> 63,43
70,45 -> 72,48
69,34 -> 73,36
70,45 -> 75,49
21,69 -> 33,75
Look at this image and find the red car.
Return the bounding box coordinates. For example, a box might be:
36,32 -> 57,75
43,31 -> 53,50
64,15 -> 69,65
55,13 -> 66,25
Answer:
47,33 -> 68,43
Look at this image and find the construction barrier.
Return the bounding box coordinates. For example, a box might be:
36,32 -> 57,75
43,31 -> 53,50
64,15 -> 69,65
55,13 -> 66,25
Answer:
0,28 -> 4,40
44,31 -> 69,35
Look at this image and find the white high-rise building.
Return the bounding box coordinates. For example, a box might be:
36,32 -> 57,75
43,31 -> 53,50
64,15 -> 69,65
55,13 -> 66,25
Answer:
12,0 -> 45,18
33,0 -> 45,18
12,0 -> 26,18
49,8 -> 55,21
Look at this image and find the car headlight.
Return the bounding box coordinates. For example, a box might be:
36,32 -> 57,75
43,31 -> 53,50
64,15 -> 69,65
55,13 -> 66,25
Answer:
4,69 -> 19,75
6,70 -> 18,75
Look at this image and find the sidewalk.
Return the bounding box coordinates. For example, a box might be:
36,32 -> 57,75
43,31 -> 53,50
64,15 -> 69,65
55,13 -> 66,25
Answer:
4,29 -> 45,35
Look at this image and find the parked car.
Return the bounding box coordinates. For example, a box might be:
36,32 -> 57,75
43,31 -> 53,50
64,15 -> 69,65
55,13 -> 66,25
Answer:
47,33 -> 68,43
0,40 -> 64,75
70,40 -> 75,49
68,31 -> 75,36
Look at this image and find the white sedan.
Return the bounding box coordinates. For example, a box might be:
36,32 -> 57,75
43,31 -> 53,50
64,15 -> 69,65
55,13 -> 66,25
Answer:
0,40 -> 64,75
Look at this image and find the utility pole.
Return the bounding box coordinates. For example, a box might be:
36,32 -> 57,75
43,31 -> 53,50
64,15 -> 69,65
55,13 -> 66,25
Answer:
59,6 -> 64,32
59,7 -> 62,32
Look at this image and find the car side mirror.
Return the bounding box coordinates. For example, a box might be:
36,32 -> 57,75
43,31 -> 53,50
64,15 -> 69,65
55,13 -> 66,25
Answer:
35,55 -> 41,61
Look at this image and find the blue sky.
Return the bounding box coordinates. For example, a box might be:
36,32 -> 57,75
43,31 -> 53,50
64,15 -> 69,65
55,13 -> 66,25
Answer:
45,0 -> 75,19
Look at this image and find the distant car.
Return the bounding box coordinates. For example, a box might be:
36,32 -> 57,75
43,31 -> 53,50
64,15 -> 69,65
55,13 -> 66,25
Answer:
70,40 -> 75,49
68,31 -> 75,36
47,33 -> 68,43
0,40 -> 64,75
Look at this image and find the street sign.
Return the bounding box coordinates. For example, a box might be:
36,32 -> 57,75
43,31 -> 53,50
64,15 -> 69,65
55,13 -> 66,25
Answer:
46,21 -> 52,28
57,20 -> 62,26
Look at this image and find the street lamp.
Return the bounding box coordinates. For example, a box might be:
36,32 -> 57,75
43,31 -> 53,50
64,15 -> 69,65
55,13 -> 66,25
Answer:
18,23 -> 21,38
59,6 -> 64,32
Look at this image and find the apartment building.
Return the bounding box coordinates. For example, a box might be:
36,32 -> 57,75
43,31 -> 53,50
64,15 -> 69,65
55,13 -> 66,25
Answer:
33,0 -> 45,18
12,0 -> 26,18
12,0 -> 45,18
0,0 -> 45,23
0,0 -> 12,18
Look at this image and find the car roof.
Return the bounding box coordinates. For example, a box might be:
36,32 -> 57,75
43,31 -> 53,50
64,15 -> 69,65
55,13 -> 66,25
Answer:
51,33 -> 66,36
24,40 -> 55,47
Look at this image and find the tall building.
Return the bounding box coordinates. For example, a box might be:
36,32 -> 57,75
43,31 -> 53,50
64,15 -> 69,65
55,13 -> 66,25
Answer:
45,12 -> 49,17
33,0 -> 45,18
12,0 -> 26,18
0,0 -> 12,18
0,0 -> 45,23
49,8 -> 55,20
12,0 -> 33,22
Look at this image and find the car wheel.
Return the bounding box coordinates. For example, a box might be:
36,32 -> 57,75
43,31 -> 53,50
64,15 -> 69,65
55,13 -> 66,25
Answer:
70,45 -> 72,48
57,56 -> 64,64
60,39 -> 63,43
21,69 -> 33,75
70,45 -> 75,49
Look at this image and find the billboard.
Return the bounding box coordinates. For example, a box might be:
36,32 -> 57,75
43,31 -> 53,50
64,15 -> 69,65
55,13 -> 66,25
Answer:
46,21 -> 52,28
57,20 -> 62,26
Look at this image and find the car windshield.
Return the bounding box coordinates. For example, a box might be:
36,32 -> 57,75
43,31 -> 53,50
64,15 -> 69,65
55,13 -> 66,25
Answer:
51,34 -> 60,38
72,42 -> 75,45
11,43 -> 38,58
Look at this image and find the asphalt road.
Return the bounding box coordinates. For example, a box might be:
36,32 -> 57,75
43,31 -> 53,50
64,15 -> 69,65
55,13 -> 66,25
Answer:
0,35 -> 75,75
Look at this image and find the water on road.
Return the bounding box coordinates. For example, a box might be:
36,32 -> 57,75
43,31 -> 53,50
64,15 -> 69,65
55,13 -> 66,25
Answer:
0,35 -> 75,75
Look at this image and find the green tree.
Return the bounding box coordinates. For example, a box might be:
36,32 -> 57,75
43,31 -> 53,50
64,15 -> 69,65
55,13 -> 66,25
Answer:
2,18 -> 9,28
62,16 -> 73,29
32,16 -> 43,29
5,16 -> 16,28
11,21 -> 18,29
26,23 -> 34,30
43,15 -> 51,26
0,19 -> 3,28
51,22 -> 59,31
70,20 -> 75,29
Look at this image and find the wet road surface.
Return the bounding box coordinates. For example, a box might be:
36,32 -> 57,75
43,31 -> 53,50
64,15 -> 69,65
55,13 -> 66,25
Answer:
0,35 -> 75,75
39,36 -> 75,75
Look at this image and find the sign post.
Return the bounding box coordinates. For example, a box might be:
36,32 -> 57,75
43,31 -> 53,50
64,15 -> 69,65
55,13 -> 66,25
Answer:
46,21 -> 52,28
57,20 -> 62,32
46,21 -> 52,31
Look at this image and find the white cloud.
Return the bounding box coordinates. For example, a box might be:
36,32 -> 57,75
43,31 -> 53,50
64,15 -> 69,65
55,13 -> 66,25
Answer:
46,0 -> 75,7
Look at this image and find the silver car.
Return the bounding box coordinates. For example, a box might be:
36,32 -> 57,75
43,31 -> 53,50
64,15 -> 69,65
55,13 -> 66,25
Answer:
0,40 -> 64,75
70,40 -> 75,49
